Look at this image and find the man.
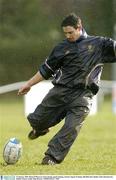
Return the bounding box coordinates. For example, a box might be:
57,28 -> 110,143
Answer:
18,13 -> 116,165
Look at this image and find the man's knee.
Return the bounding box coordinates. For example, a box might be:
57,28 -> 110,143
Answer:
27,113 -> 50,131
27,113 -> 39,129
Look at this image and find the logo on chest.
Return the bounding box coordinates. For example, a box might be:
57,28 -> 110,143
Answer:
87,44 -> 95,52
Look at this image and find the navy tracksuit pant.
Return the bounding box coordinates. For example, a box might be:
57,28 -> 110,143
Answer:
27,85 -> 93,162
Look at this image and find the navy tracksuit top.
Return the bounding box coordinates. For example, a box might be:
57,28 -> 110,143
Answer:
39,30 -> 116,94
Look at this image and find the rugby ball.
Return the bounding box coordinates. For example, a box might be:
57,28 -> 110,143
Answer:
3,137 -> 22,164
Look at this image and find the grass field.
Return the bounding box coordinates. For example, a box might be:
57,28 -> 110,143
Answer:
0,93 -> 116,175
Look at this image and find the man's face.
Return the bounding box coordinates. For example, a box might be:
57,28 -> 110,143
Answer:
63,26 -> 81,42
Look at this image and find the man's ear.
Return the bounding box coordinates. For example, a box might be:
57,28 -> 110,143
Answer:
76,26 -> 81,31
77,24 -> 82,30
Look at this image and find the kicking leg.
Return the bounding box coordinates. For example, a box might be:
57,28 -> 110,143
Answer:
42,106 -> 90,164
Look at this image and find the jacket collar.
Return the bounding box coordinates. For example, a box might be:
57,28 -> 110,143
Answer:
75,28 -> 88,43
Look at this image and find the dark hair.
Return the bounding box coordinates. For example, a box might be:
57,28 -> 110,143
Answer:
61,13 -> 82,29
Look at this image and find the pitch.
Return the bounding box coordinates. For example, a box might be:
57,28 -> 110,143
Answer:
0,94 -> 116,175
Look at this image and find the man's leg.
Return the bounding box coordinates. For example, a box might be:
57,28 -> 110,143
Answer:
27,86 -> 67,139
42,105 -> 90,164
42,89 -> 93,164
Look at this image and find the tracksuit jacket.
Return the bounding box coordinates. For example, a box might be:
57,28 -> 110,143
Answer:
39,29 -> 116,94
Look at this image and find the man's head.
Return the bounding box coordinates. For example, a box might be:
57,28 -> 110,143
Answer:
61,13 -> 82,42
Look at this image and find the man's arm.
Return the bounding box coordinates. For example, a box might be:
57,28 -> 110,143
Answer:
18,71 -> 44,95
39,42 -> 66,80
102,38 -> 116,63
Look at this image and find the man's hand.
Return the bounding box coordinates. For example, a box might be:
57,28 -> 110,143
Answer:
18,83 -> 31,95
17,71 -> 44,96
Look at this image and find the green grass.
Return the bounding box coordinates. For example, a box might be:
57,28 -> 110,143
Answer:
0,93 -> 116,175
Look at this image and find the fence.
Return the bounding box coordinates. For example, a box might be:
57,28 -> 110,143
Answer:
0,80 -> 116,115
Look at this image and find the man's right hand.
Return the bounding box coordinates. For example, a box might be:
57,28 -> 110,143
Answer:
18,71 -> 44,96
18,83 -> 31,95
